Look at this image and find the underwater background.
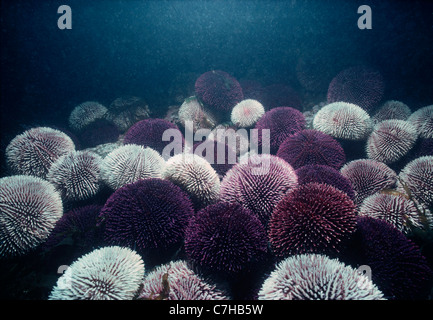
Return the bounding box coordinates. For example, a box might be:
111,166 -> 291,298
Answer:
0,0 -> 433,301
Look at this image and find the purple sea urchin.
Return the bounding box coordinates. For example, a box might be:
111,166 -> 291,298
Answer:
276,129 -> 346,170
68,101 -> 108,133
327,66 -> 385,112
194,70 -> 244,114
313,102 -> 373,141
123,118 -> 184,158
408,105 -> 433,139
258,254 -> 385,300
43,205 -> 104,255
269,183 -> 357,257
295,164 -> 355,200
138,260 -> 229,300
46,150 -> 102,202
231,99 -> 265,128
343,217 -> 433,300
254,107 -> 306,154
49,246 -> 145,300
340,159 -> 397,205
398,156 -> 433,207
99,179 -> 194,258
184,202 -> 268,276
366,120 -> 417,164
101,144 -> 166,190
5,127 -> 75,179
220,154 -> 298,226
162,154 -> 220,210
0,175 -> 63,258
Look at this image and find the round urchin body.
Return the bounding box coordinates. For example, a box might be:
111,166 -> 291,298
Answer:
46,150 -> 103,202
313,102 -> 373,141
220,153 -> 298,227
123,118 -> 184,159
269,182 -> 357,257
68,101 -> 108,133
184,202 -> 268,276
408,105 -> 433,139
138,260 -> 229,300
398,156 -> 433,207
98,178 -> 194,258
6,127 -> 76,179
178,96 -> 218,133
162,153 -> 220,210
327,66 -> 385,112
254,107 -> 306,154
276,129 -> 346,170
194,70 -> 244,114
258,254 -> 385,300
231,99 -> 265,128
340,159 -> 397,205
0,175 -> 63,258
101,144 -> 166,190
372,100 -> 412,124
295,164 -> 355,200
49,246 -> 145,300
366,120 -> 417,164
359,193 -> 430,235
342,217 -> 433,300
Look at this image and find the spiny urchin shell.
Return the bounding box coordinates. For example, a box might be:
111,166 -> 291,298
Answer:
123,118 -> 184,159
194,70 -> 244,114
68,101 -> 108,133
254,107 -> 306,154
46,150 -> 102,202
269,183 -> 357,257
327,66 -> 385,112
408,105 -> 433,139
313,102 -> 373,141
138,260 -> 229,300
340,159 -> 397,205
276,129 -> 346,170
398,156 -> 433,207
366,120 -> 417,164
0,175 -> 63,258
184,202 -> 268,276
99,178 -> 194,257
372,100 -> 412,124
343,217 -> 433,300
193,140 -> 236,178
162,153 -> 220,210
6,127 -> 75,179
258,254 -> 385,300
49,246 -> 145,300
231,99 -> 265,128
359,193 -> 431,234
101,144 -> 166,190
220,154 -> 298,226
295,164 -> 355,200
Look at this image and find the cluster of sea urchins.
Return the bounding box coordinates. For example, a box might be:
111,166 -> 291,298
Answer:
1,68 -> 433,301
